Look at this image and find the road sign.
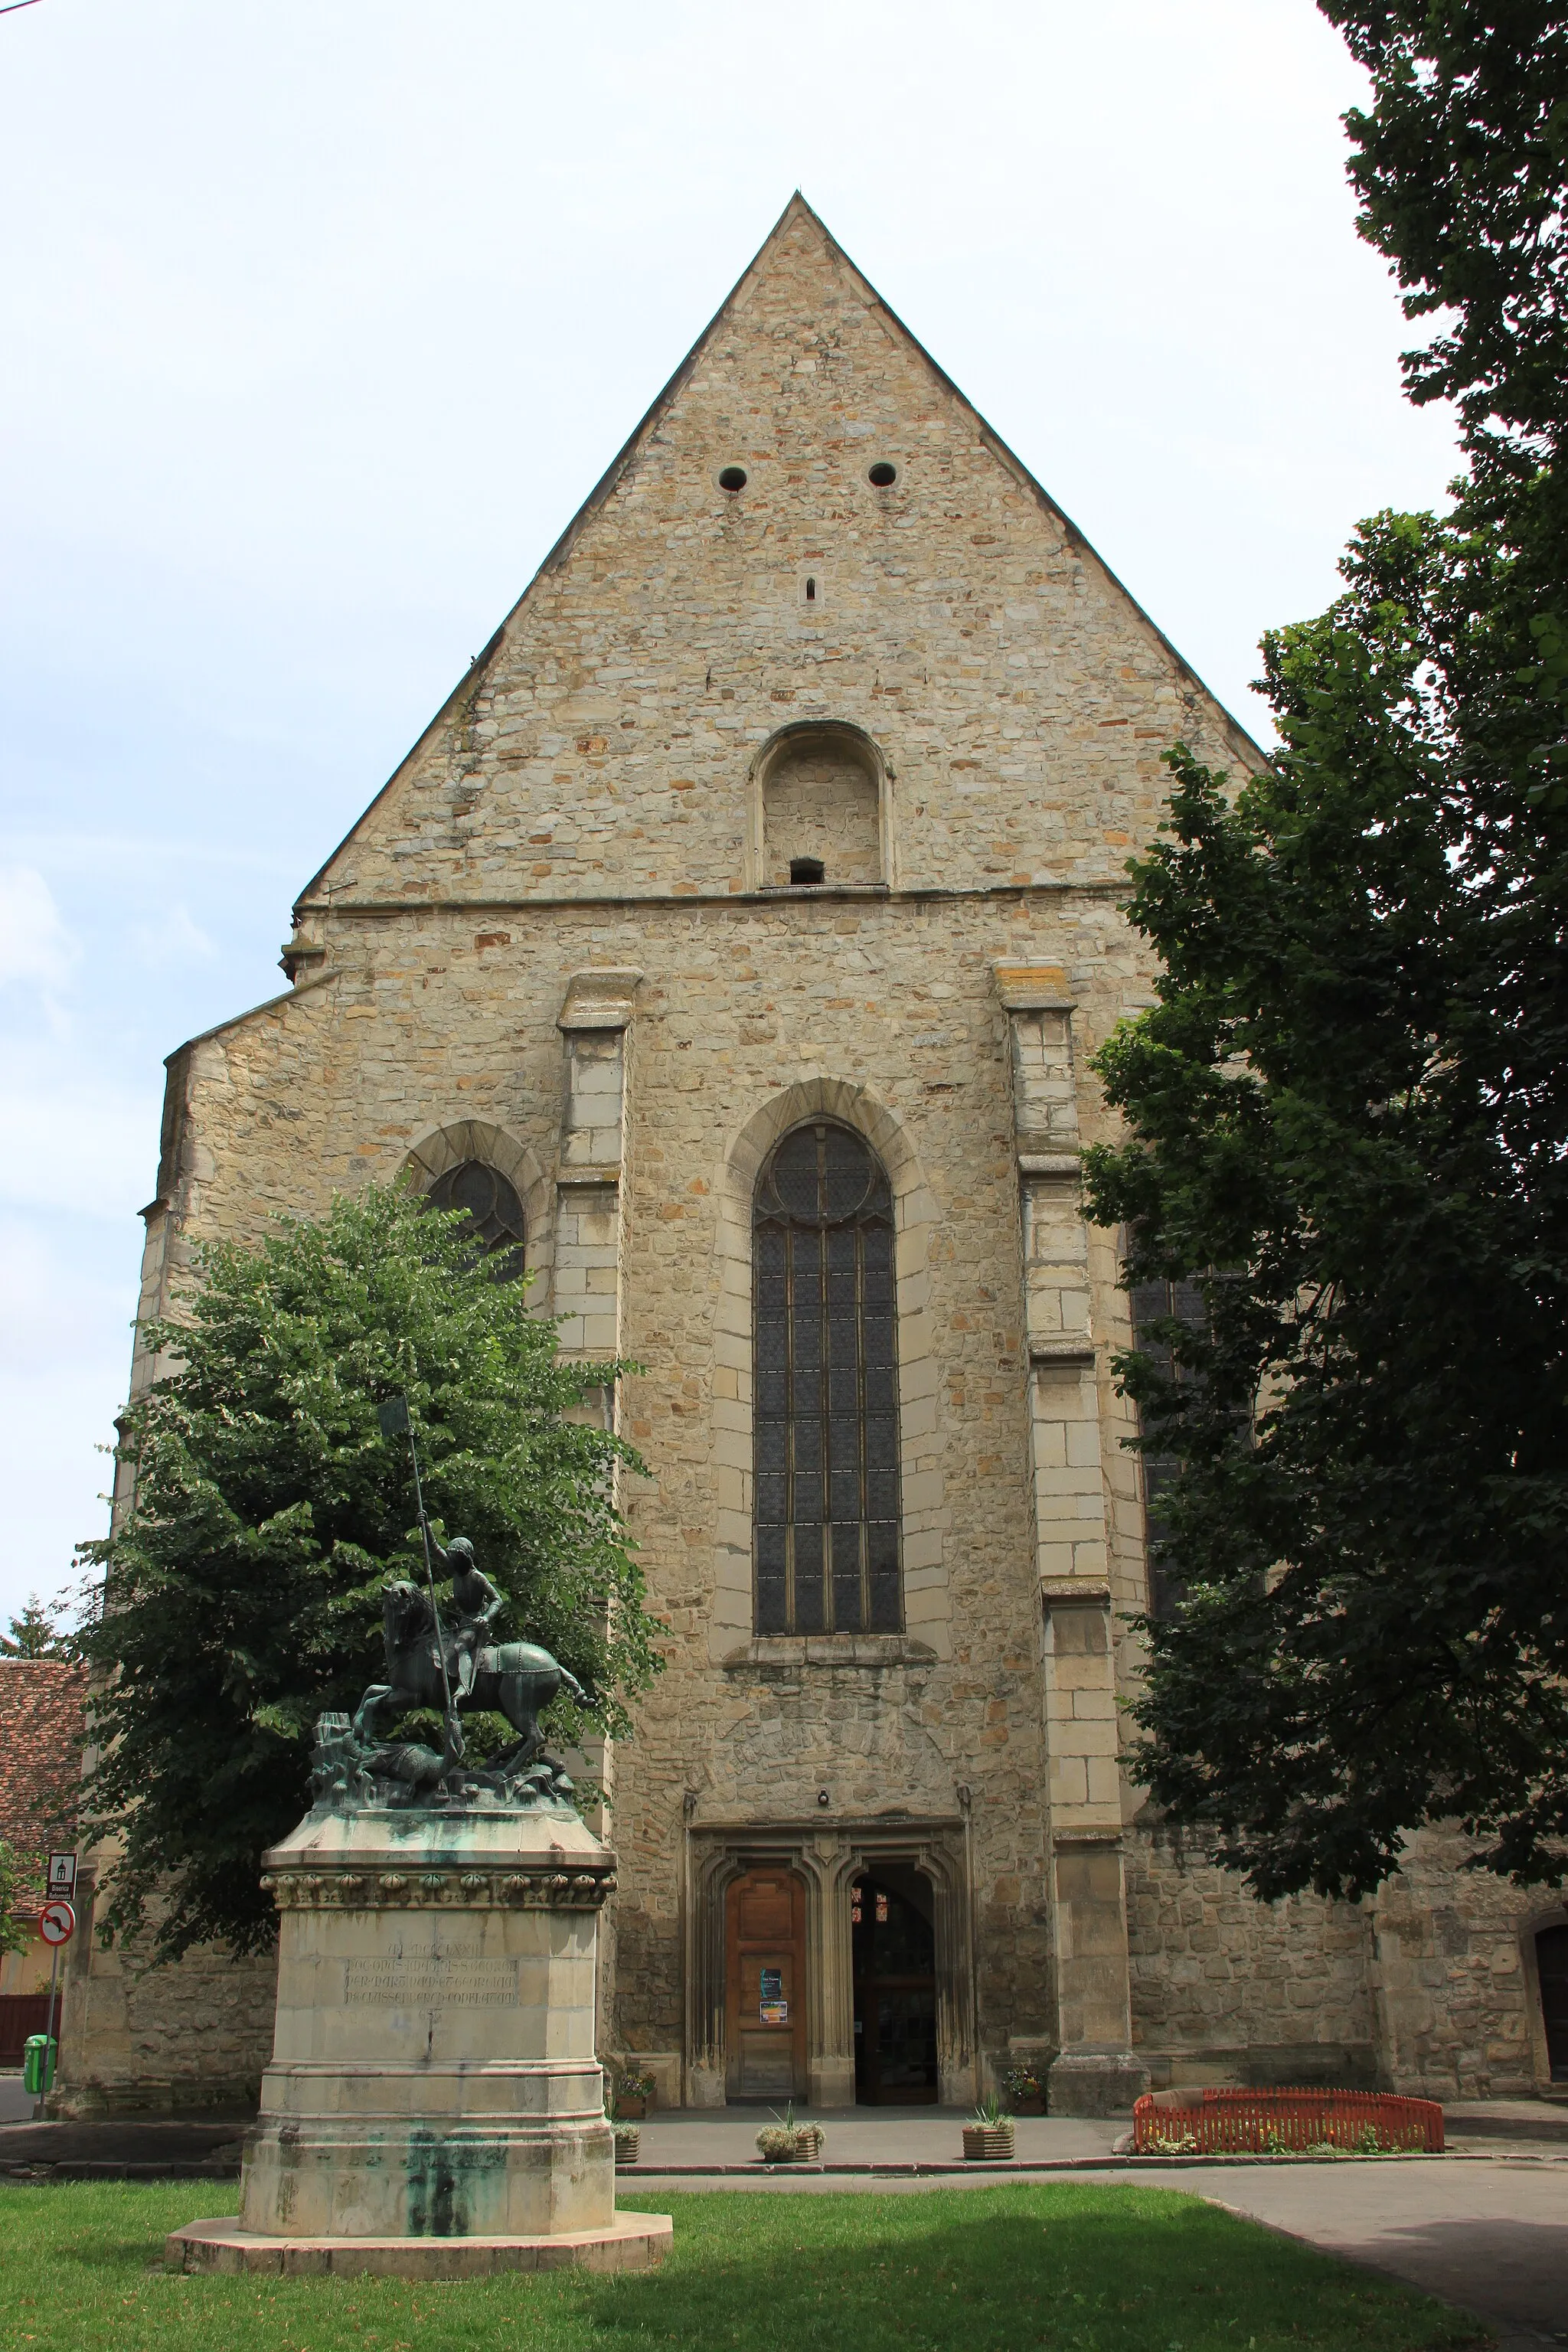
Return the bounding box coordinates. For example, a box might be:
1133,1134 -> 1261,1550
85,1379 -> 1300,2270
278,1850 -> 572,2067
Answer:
46,1851 -> 77,1897
38,1900 -> 75,1947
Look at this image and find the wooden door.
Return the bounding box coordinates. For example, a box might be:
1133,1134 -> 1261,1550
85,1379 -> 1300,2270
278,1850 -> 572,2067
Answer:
725,1869 -> 808,2101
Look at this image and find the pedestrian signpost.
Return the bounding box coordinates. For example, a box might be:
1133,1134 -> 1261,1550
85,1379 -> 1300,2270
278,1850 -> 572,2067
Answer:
46,1851 -> 77,1899
34,1881 -> 75,2108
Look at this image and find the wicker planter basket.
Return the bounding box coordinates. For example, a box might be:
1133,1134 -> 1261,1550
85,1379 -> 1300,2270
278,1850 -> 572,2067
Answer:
757,2125 -> 825,2164
962,2122 -> 1015,2161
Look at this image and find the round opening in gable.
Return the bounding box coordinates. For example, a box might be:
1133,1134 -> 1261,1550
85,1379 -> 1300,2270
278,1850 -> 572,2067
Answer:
868,462 -> 897,488
718,466 -> 748,492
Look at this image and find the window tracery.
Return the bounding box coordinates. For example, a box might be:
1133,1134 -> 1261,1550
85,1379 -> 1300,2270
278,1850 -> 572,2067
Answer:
426,1158 -> 527,1276
753,1121 -> 901,1635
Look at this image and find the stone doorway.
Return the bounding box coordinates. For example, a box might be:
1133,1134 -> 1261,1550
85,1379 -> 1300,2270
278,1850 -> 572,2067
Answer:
684,1818 -> 975,2109
724,1867 -> 808,2102
851,1867 -> 938,2105
1537,1924 -> 1568,2082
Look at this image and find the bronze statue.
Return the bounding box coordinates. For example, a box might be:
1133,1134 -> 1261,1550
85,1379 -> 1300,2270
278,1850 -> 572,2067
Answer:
351,1550 -> 588,1782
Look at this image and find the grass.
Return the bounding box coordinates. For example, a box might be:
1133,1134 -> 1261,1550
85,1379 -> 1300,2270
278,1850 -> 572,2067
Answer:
0,2180 -> 1487,2352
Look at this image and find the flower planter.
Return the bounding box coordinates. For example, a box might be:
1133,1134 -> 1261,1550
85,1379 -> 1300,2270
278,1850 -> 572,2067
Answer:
1011,2095 -> 1045,2116
616,2093 -> 650,2121
612,2127 -> 641,2168
962,2123 -> 1015,2161
756,2125 -> 824,2163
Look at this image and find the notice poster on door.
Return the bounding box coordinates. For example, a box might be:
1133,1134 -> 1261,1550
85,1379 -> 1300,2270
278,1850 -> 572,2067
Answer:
759,1965 -> 788,2024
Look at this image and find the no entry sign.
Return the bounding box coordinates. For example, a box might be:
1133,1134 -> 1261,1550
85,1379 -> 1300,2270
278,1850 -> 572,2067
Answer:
38,1899 -> 75,1947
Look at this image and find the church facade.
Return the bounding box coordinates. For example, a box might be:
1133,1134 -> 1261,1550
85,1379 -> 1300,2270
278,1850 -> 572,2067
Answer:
58,198 -> 1567,2115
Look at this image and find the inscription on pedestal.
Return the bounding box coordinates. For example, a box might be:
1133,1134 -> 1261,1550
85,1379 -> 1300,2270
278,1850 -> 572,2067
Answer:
344,1950 -> 520,2008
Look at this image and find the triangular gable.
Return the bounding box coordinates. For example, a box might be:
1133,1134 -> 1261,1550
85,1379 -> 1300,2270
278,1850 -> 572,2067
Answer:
299,193 -> 1264,906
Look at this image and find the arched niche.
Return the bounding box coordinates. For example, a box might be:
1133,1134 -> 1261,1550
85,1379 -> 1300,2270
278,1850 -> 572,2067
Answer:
401,1119 -> 554,1306
749,722 -> 889,890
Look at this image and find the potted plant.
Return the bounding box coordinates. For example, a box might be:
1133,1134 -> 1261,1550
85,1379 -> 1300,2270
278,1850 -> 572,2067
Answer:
962,2094 -> 1016,2161
612,2120 -> 641,2168
615,2068 -> 657,2121
755,2103 -> 825,2164
1002,2064 -> 1045,2117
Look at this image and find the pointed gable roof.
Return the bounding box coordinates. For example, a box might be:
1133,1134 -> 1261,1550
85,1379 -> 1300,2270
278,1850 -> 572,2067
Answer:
297,193 -> 1262,906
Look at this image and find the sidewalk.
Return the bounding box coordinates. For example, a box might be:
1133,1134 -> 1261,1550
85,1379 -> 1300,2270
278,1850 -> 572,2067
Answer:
623,2104 -> 1122,2170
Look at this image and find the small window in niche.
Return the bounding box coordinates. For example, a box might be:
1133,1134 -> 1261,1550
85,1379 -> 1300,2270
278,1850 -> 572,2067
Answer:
719,465 -> 747,492
426,1159 -> 526,1278
789,858 -> 825,887
805,576 -> 817,603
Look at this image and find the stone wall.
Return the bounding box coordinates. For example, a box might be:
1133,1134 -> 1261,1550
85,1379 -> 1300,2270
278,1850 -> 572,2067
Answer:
53,1867 -> 275,2118
1370,1829 -> 1563,2099
1128,1827 -> 1377,2089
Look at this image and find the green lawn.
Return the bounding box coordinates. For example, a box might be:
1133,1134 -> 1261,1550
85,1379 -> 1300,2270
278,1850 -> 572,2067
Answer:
0,2182 -> 1485,2352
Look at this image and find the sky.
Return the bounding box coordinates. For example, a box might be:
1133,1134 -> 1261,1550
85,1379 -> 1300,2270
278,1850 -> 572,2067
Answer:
0,0 -> 1459,1633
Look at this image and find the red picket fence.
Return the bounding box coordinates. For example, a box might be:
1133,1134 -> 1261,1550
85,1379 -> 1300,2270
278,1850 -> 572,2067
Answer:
1132,2086 -> 1444,2155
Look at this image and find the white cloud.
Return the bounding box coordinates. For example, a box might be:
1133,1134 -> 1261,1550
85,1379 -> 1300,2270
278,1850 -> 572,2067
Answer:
132,902 -> 217,969
0,866 -> 76,990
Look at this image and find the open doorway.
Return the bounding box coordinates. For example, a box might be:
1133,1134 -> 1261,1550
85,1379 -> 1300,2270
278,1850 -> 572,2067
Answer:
852,1867 -> 938,2104
1537,1924 -> 1568,2082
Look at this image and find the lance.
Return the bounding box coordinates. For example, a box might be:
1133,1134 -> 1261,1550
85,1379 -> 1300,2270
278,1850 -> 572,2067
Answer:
377,1394 -> 465,1772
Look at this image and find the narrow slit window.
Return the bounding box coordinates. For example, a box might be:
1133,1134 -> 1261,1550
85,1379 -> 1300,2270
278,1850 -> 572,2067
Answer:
753,1122 -> 901,1636
805,577 -> 817,602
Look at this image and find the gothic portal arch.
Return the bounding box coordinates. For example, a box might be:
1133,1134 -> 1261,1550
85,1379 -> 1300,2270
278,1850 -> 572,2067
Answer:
710,1078 -> 949,1661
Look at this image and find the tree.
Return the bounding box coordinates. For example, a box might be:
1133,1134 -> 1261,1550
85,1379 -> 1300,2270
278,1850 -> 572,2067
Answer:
77,1183 -> 662,1962
0,1594 -> 72,1658
0,1842 -> 40,1961
1080,3 -> 1568,1900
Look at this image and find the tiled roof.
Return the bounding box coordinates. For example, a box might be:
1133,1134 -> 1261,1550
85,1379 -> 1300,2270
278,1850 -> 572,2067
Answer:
0,1660 -> 88,1863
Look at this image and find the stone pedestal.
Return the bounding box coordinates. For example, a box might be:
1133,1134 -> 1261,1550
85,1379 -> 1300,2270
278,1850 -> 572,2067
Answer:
168,1794 -> 669,2277
1047,2045 -> 1151,2118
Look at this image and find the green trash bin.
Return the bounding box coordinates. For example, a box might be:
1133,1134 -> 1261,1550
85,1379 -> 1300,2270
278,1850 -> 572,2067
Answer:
22,2034 -> 56,2096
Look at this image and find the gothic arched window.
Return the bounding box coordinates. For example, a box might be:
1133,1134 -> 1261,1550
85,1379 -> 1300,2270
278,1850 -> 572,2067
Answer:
753,1121 -> 901,1635
426,1158 -> 526,1278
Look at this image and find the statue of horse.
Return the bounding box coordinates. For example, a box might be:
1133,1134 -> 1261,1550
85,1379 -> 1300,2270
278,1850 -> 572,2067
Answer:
351,1579 -> 589,1772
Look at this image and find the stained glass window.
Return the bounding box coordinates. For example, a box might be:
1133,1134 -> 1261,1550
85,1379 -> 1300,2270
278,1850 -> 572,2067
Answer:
753,1121 -> 900,1635
426,1159 -> 526,1279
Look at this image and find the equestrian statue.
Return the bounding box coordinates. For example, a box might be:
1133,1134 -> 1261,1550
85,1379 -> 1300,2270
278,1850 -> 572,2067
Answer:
351,1534 -> 589,1781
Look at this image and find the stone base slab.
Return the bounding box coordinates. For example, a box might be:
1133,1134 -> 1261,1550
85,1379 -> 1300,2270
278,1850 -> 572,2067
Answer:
1047,2049 -> 1151,2118
166,2211 -> 672,2278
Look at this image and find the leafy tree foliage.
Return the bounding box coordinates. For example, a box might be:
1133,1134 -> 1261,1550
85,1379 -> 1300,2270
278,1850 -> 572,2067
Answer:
77,1184 -> 661,1962
0,1594 -> 73,1659
0,1841 -> 41,1961
1082,4 -> 1568,1897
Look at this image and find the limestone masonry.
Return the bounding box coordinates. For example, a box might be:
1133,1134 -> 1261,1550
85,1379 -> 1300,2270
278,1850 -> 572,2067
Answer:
57,196 -> 1568,2116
